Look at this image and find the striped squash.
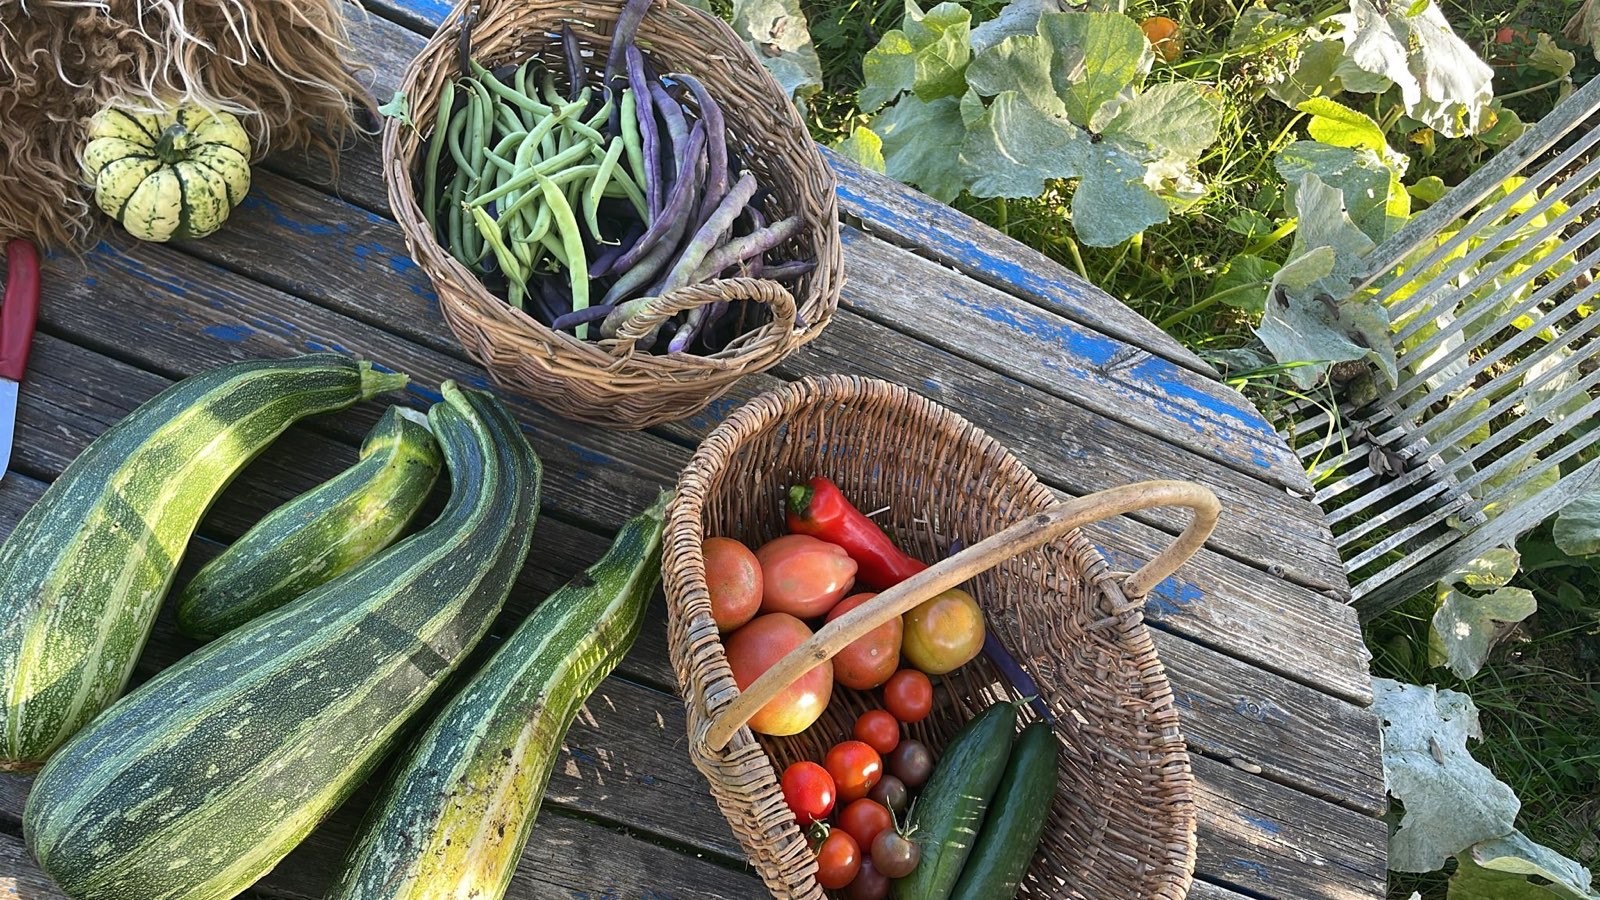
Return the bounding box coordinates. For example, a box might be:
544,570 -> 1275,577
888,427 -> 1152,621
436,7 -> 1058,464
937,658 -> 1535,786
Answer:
82,101 -> 252,242
174,405 -> 443,641
0,354 -> 407,773
23,382 -> 542,900
328,490 -> 670,900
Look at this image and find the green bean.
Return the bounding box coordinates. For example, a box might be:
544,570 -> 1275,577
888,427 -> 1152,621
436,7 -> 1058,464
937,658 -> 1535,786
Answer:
472,60 -> 552,118
602,175 -> 648,219
470,206 -> 526,307
423,78 -> 457,231
619,89 -> 645,197
513,62 -> 542,130
534,171 -> 590,336
540,68 -> 564,108
586,137 -> 626,239
490,129 -> 528,160
561,116 -> 608,148
512,201 -> 553,247
483,147 -> 518,175
585,93 -> 614,131
447,167 -> 470,268
499,163 -> 601,222
461,84 -> 492,268
446,103 -> 478,180
495,102 -> 523,138
467,139 -> 595,206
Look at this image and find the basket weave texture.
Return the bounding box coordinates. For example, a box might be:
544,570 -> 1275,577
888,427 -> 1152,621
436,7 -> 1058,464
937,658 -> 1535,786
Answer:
383,0 -> 842,430
663,375 -> 1199,899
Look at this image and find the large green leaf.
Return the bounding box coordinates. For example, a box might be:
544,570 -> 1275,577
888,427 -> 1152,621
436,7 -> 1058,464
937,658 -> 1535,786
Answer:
860,31 -> 917,113
1276,140 -> 1408,243
1268,39 -> 1347,108
859,1 -> 973,111
833,126 -> 886,173
1207,254 -> 1281,314
731,0 -> 823,103
970,0 -> 1065,52
1552,490 -> 1600,557
1373,678 -> 1521,873
1428,548 -> 1535,679
1460,831 -> 1600,900
1450,855 -> 1584,900
1099,82 -> 1222,164
1036,11 -> 1152,126
1299,97 -> 1402,165
966,31 -> 1065,116
960,92 -> 1086,198
1071,141 -> 1171,246
871,94 -> 969,202
1331,0 -> 1493,137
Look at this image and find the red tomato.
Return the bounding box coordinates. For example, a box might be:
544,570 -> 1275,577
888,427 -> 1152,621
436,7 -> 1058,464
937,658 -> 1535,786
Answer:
845,857 -> 891,899
816,830 -> 861,890
883,669 -> 933,724
901,588 -> 985,675
853,709 -> 900,755
825,593 -> 901,690
704,537 -> 762,632
781,761 -> 836,825
755,534 -> 858,618
825,740 -> 882,803
838,798 -> 893,850
726,614 -> 833,735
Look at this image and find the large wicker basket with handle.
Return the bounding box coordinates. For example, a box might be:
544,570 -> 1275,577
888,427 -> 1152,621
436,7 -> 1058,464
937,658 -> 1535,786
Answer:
383,0 -> 842,430
663,375 -> 1214,898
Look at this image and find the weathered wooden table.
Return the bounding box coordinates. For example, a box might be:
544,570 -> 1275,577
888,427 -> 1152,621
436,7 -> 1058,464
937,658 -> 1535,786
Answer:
0,4 -> 1389,898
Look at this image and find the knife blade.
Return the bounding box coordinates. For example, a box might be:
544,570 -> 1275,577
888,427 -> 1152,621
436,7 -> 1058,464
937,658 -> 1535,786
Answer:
0,240 -> 40,482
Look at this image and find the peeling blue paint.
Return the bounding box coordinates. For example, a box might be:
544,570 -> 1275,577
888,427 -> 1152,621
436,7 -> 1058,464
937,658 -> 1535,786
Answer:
387,0 -> 453,25
201,324 -> 253,344
1229,859 -> 1271,880
1238,813 -> 1284,836
239,193 -> 344,237
304,338 -> 358,357
1097,546 -> 1203,618
406,383 -> 444,405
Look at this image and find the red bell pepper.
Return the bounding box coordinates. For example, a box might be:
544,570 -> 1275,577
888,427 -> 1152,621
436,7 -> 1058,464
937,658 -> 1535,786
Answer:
786,476 -> 929,589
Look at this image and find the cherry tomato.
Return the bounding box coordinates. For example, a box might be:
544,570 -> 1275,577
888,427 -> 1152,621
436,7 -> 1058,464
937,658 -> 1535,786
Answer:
755,534 -> 858,618
825,740 -> 883,803
704,537 -> 762,632
845,856 -> 891,900
901,588 -> 985,675
1141,15 -> 1182,62
867,774 -> 908,815
781,761 -> 835,825
853,709 -> 900,755
825,593 -> 902,689
838,798 -> 894,850
883,669 -> 933,724
885,739 -> 934,789
726,613 -> 833,735
871,828 -> 921,878
816,829 -> 861,890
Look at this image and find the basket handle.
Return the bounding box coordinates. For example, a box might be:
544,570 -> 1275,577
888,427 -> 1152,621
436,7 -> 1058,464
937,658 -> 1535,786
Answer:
702,479 -> 1221,752
606,277 -> 798,357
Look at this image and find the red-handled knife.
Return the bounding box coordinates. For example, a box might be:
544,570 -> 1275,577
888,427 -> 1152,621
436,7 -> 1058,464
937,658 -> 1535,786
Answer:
0,240 -> 40,483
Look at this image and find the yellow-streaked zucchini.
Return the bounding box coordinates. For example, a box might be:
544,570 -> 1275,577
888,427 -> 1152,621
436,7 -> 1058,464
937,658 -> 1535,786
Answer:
0,353 -> 407,773
174,405 -> 442,641
329,490 -> 670,900
22,382 -> 541,900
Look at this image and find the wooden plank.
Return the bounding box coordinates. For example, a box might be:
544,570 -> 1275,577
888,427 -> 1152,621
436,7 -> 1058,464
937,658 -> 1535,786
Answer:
200,166 -> 1349,595
0,830 -> 68,900
1192,755 -> 1388,899
1189,881 -> 1263,900
9,330 -> 1382,813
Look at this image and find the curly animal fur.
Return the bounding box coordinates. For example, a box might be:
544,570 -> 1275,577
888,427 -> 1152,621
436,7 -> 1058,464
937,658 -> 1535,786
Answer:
0,0 -> 375,249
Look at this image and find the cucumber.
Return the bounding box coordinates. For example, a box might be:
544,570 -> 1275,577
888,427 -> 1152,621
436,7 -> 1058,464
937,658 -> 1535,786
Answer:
0,353 -> 407,772
22,382 -> 541,900
174,405 -> 442,641
896,701 -> 1018,900
950,722 -> 1060,900
329,490 -> 671,900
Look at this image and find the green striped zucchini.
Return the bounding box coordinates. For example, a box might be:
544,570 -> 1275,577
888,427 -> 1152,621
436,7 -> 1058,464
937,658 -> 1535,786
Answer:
328,490 -> 670,900
174,405 -> 442,641
0,354 -> 407,773
22,382 -> 542,900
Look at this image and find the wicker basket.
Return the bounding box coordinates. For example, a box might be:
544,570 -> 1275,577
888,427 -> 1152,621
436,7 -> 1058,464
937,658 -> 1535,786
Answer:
663,375 -> 1216,899
383,0 -> 842,430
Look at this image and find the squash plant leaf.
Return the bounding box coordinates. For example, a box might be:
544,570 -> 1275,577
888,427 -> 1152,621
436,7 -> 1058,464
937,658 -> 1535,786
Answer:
872,94 -> 968,202
1099,82 -> 1222,165
1529,32 -> 1577,78
1276,139 -> 1408,243
1428,547 -> 1535,679
966,31 -> 1065,116
833,126 -> 886,173
1208,254 -> 1280,314
1455,831 -> 1600,900
1373,678 -> 1521,873
1071,141 -> 1171,247
1552,490 -> 1600,557
1331,0 -> 1493,137
960,92 -> 1086,198
1036,11 -> 1152,126
731,0 -> 824,104
860,1 -> 972,111
378,91 -> 414,130
861,31 -> 918,113
970,0 -> 1067,52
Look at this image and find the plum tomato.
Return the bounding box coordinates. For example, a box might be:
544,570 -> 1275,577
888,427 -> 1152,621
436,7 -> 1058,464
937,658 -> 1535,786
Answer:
882,669 -> 933,724
901,588 -> 985,675
853,709 -> 901,755
780,761 -> 835,825
816,829 -> 861,890
825,740 -> 883,803
755,534 -> 857,618
845,856 -> 890,900
725,613 -> 833,735
885,739 -> 933,789
704,537 -> 762,632
826,593 -> 901,690
867,774 -> 908,815
838,798 -> 894,850
871,828 -> 921,878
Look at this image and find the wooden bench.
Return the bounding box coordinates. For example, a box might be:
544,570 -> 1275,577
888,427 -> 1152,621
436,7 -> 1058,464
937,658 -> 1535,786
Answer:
0,3 -> 1387,897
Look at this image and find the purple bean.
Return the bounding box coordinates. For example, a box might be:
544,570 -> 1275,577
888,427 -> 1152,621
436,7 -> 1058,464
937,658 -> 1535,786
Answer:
608,122 -> 706,275
660,171 -> 758,295
649,80 -> 688,157
626,47 -> 662,220
983,631 -> 1057,726
690,216 -> 802,282
589,222 -> 646,278
671,73 -> 728,225
603,0 -> 653,88
561,24 -> 583,101
759,259 -> 816,281
600,212 -> 691,311
551,303 -> 617,331
667,314 -> 704,353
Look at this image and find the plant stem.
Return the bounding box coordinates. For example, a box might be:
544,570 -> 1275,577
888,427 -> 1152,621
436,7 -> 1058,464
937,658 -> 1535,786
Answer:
1157,279 -> 1270,330
1244,218 -> 1298,256
1062,235 -> 1089,280
995,197 -> 1009,233
1499,77 -> 1568,100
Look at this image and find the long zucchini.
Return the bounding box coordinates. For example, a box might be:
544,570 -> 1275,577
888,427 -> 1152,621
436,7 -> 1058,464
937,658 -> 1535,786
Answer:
0,353 -> 407,772
174,405 -> 442,641
22,382 -> 542,900
950,721 -> 1059,900
329,490 -> 670,900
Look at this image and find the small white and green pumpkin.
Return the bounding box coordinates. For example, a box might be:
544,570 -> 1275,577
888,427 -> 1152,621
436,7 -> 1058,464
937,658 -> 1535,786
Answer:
82,101 -> 252,242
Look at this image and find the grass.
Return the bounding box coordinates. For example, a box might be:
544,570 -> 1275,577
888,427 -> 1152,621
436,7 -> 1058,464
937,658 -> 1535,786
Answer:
786,0 -> 1598,896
